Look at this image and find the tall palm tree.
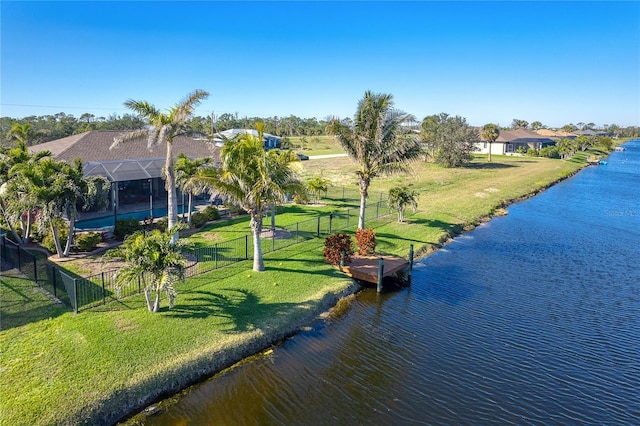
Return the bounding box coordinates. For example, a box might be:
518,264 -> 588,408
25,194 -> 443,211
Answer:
388,186 -> 419,222
174,153 -> 212,227
112,89 -> 209,244
482,123 -> 500,162
195,131 -> 303,272
7,123 -> 36,146
105,228 -> 189,312
329,91 -> 421,230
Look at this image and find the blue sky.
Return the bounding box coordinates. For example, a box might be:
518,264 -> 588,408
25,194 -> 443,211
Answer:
2,1 -> 639,128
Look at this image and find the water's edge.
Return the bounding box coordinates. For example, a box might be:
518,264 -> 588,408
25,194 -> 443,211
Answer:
113,160 -> 590,425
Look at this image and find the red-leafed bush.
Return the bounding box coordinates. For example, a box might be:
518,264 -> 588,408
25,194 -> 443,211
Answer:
355,228 -> 376,255
323,233 -> 354,265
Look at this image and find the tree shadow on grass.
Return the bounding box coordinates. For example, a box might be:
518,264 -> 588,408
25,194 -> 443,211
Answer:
464,162 -> 517,170
166,288 -> 312,333
0,273 -> 69,330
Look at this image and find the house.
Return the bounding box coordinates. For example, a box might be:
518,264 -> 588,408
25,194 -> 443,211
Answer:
29,131 -> 221,229
214,128 -> 282,149
476,128 -> 556,155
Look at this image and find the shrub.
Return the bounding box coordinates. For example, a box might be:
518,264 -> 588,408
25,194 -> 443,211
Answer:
526,148 -> 539,157
152,216 -> 168,232
190,212 -> 208,228
355,228 -> 376,255
323,233 -> 354,265
202,205 -> 220,221
41,221 -> 69,254
75,232 -> 101,252
114,218 -> 142,241
539,146 -> 560,159
293,191 -> 310,205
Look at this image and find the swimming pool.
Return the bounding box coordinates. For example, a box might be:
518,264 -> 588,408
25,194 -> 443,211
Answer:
75,206 -> 195,230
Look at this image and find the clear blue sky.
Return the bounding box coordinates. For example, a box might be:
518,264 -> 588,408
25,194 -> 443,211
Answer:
2,1 -> 639,128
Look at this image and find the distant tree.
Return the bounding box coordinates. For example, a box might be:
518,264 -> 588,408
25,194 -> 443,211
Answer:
481,123 -> 500,162
556,138 -> 577,159
530,121 -> 544,131
576,122 -> 586,131
421,113 -> 479,168
388,186 -> 419,222
112,89 -> 209,245
329,91 -> 420,230
105,227 -> 189,312
307,176 -> 332,204
6,123 -> 41,146
511,119 -> 529,129
561,123 -> 578,133
598,136 -> 614,151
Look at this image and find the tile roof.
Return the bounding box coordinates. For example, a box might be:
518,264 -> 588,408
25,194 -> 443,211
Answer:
29,131 -> 220,163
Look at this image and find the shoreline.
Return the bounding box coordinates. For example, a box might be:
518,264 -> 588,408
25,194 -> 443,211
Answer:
115,163 -> 590,425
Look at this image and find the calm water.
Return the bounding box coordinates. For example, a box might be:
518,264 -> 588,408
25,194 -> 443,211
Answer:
142,142 -> 640,425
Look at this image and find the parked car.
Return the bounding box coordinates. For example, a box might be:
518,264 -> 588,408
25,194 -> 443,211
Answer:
296,152 -> 309,161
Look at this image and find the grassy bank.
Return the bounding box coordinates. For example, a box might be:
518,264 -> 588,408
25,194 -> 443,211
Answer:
1,152 -> 594,425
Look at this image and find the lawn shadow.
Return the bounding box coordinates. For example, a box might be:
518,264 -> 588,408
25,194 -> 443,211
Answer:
464,162 -> 517,170
0,272 -> 69,330
166,288 -> 312,333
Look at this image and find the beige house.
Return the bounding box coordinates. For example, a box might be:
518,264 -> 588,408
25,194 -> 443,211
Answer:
476,128 -> 556,155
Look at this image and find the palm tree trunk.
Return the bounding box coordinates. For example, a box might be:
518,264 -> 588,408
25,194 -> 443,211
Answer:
0,200 -> 22,243
165,141 -> 179,244
144,288 -> 154,312
250,213 -> 265,271
51,222 -> 64,258
62,214 -> 76,257
488,141 -> 492,162
358,179 -> 370,230
187,191 -> 193,226
153,291 -> 161,312
398,209 -> 404,222
23,211 -> 33,243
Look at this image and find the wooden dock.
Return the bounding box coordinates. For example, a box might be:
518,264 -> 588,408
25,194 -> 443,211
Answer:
340,255 -> 410,291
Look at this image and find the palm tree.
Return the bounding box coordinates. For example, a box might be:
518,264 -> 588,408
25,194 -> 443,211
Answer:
307,176 -> 331,204
195,130 -> 303,272
112,89 -> 209,244
388,186 -> 419,222
105,228 -> 189,312
7,123 -> 37,146
482,123 -> 500,162
174,153 -> 212,227
329,91 -> 421,230
0,141 -> 51,242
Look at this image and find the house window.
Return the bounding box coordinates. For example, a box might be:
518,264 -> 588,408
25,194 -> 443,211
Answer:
483,142 -> 487,149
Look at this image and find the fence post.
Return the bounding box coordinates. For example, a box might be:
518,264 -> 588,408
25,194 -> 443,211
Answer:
215,244 -> 218,269
329,213 -> 333,234
317,216 -> 321,237
376,201 -> 380,218
138,275 -> 141,293
52,265 -> 57,298
347,209 -> 350,228
73,278 -> 78,314
33,257 -> 38,285
245,235 -> 249,260
296,222 -> 299,243
101,272 -> 106,305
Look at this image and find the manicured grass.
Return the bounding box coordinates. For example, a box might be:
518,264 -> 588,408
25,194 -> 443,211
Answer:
0,150 -> 596,425
287,135 -> 345,156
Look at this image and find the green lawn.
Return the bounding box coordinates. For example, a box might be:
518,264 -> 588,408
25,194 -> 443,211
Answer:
0,150 -> 596,425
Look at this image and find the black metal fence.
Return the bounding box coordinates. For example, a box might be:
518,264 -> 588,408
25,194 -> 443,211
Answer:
1,186 -> 394,313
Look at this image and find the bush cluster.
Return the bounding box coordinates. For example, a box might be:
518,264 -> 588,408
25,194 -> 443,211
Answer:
202,205 -> 220,221
190,212 -> 208,228
323,233 -> 354,265
75,232 -> 101,252
114,218 -> 142,241
355,228 -> 377,255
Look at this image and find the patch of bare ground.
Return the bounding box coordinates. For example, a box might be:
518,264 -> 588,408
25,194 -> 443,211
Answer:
259,228 -> 292,240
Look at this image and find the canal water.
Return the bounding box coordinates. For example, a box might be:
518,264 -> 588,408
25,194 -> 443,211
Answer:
141,141 -> 640,425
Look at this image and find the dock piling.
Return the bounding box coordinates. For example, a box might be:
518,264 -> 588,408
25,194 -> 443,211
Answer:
377,257 -> 384,292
